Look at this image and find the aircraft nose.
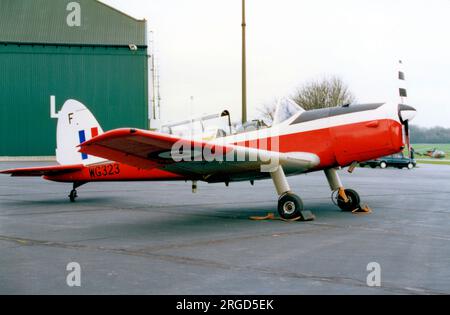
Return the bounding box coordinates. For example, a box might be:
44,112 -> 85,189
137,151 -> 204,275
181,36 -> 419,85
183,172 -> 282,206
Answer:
398,104 -> 417,122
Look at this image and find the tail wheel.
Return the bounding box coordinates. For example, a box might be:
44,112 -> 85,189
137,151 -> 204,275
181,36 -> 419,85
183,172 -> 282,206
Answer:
337,189 -> 360,212
380,161 -> 387,169
278,193 -> 304,220
69,189 -> 77,202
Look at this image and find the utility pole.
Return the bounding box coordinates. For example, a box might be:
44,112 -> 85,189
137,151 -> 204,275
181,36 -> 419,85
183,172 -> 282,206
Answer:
241,0 -> 247,124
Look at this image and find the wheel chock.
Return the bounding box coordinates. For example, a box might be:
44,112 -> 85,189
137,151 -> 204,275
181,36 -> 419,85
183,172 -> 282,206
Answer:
352,204 -> 372,214
299,210 -> 315,221
249,211 -> 315,222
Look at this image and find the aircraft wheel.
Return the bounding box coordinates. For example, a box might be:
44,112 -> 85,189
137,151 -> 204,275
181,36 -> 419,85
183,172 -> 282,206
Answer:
380,162 -> 387,169
278,193 -> 303,220
69,189 -> 77,202
337,189 -> 360,212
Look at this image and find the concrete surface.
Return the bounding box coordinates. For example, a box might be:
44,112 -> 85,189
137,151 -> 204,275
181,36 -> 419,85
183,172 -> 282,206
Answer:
0,162 -> 449,294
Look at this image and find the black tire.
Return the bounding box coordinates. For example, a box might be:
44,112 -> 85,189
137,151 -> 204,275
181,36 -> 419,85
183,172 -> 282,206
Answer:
337,189 -> 360,212
278,193 -> 304,220
69,189 -> 77,202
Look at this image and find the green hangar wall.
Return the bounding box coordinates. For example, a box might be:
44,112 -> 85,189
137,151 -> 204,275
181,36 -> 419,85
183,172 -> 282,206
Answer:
0,0 -> 148,156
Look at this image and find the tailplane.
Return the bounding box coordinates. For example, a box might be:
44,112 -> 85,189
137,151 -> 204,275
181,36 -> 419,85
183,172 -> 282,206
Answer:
56,99 -> 105,165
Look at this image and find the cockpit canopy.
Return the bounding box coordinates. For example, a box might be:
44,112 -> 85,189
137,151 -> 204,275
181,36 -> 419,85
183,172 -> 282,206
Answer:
160,110 -> 232,140
272,98 -> 305,125
160,98 -> 304,140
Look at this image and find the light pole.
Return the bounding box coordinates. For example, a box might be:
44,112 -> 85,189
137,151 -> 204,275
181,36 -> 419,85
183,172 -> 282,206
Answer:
241,0 -> 247,124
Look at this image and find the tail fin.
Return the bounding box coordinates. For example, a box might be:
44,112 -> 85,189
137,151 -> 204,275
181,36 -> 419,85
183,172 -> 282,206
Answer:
56,99 -> 105,165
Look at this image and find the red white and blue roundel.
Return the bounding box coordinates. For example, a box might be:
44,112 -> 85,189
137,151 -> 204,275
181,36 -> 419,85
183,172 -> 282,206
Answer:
78,127 -> 99,160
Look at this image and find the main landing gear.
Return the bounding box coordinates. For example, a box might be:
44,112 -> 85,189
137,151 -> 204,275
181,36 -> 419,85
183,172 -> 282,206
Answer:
270,166 -> 314,221
268,166 -> 369,220
69,182 -> 86,202
325,168 -> 368,212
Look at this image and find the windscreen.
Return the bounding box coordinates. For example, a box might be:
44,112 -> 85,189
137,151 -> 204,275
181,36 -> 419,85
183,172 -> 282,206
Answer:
272,98 -> 304,125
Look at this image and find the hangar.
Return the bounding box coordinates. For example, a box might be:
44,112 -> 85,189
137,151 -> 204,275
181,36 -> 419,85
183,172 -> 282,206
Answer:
0,0 -> 149,157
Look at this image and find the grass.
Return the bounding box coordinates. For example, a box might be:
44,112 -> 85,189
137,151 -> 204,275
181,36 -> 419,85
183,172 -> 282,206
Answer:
417,159 -> 450,166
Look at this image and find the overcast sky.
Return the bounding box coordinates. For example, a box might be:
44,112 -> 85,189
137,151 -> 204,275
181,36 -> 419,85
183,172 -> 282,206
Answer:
101,0 -> 450,127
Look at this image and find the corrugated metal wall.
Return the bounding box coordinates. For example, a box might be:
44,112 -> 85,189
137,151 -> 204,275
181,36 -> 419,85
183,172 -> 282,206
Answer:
0,0 -> 146,46
0,0 -> 149,156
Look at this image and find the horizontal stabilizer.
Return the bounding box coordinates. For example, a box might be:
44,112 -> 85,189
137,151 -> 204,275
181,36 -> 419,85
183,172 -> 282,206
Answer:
0,164 -> 84,177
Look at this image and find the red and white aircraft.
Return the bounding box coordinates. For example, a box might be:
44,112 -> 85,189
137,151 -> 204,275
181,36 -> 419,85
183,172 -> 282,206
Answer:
1,98 -> 416,220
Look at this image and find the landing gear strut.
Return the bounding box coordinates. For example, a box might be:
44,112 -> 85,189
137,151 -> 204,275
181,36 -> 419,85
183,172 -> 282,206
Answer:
270,166 -> 314,221
69,182 -> 86,202
325,168 -> 363,212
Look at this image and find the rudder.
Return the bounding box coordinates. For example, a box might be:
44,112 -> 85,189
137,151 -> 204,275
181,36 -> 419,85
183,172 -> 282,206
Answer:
56,99 -> 105,165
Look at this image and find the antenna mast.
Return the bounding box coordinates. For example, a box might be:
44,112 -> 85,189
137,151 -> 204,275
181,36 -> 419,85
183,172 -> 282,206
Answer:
150,31 -> 157,121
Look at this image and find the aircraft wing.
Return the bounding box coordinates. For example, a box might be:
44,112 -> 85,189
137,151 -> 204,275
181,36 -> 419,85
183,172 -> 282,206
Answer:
79,128 -> 320,182
0,164 -> 84,177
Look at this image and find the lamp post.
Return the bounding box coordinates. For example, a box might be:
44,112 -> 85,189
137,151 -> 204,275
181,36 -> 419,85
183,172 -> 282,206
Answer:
241,0 -> 247,124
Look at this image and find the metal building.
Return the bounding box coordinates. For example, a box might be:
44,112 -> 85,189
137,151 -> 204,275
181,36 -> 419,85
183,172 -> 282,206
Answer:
0,0 -> 148,157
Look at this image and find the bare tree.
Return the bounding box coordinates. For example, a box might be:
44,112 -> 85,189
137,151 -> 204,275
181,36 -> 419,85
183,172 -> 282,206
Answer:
292,76 -> 355,110
256,76 -> 355,126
